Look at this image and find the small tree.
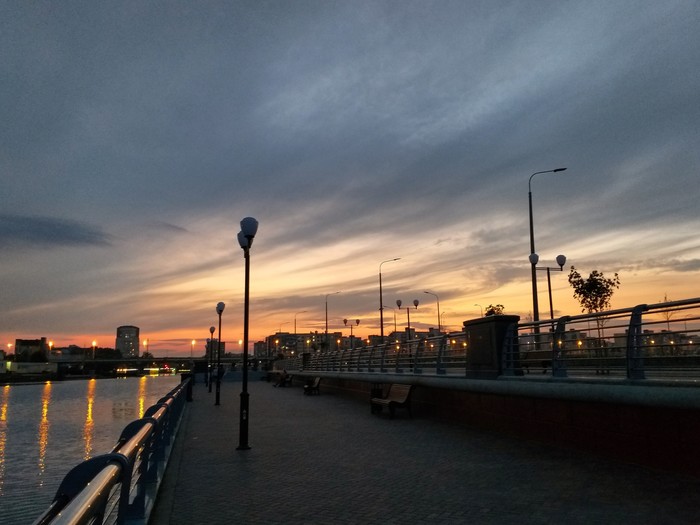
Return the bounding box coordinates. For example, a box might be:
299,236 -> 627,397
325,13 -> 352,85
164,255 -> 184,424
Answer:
568,267 -> 620,315
484,304 -> 505,316
568,266 -> 620,373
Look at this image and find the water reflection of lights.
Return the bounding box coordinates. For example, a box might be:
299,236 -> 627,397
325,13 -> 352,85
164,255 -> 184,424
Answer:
83,379 -> 96,460
37,382 -> 52,486
138,376 -> 147,418
0,385 -> 10,496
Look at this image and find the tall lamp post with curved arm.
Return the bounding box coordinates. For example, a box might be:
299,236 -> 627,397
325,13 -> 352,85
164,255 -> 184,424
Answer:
424,290 -> 441,333
237,216 -> 258,451
528,167 -> 567,323
379,258 -> 401,343
215,302 -> 225,406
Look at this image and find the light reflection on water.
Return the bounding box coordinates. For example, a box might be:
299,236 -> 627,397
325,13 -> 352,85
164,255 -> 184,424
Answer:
37,382 -> 52,487
0,376 -> 180,524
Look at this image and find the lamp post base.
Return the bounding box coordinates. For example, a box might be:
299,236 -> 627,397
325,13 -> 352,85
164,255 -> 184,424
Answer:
237,390 -> 251,450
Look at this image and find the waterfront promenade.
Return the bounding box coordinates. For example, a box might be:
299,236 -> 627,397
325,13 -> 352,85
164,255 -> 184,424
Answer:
151,378 -> 700,524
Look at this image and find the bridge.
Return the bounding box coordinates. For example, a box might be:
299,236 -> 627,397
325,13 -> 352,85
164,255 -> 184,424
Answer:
33,298 -> 700,524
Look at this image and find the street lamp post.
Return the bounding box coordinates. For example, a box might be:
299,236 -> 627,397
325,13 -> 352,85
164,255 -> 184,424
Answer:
237,216 -> 258,451
207,327 -> 215,392
343,319 -> 360,349
528,167 -> 567,323
531,254 -> 567,320
325,291 -> 341,352
379,258 -> 401,343
215,301 -> 225,406
294,310 -> 307,335
424,291 -> 441,333
396,299 -> 419,340
382,305 -> 397,334
475,304 -> 483,317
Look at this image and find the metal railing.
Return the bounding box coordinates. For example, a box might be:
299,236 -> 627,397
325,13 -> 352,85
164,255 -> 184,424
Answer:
278,298 -> 700,381
513,298 -> 700,380
32,377 -> 192,525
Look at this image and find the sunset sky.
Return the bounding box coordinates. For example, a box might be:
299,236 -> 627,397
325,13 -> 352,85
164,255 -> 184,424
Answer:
2,1 -> 699,356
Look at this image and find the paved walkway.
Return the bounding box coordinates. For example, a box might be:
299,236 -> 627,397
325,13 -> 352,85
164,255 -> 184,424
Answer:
151,378 -> 700,524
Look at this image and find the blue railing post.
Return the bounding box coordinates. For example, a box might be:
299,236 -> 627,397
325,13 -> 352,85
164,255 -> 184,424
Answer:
627,304 -> 648,380
413,339 -> 423,374
500,322 -> 521,376
552,317 -> 570,378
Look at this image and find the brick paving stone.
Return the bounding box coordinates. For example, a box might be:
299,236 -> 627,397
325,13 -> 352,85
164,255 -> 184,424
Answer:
150,378 -> 700,525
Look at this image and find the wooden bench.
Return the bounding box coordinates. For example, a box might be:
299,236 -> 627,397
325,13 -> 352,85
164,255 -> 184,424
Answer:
303,377 -> 321,395
370,384 -> 413,418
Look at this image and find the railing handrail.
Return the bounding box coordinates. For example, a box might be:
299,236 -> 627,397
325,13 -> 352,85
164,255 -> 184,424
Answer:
518,296 -> 700,330
32,377 -> 191,525
276,297 -> 700,382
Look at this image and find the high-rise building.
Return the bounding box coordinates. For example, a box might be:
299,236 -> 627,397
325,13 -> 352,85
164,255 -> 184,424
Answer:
116,326 -> 140,358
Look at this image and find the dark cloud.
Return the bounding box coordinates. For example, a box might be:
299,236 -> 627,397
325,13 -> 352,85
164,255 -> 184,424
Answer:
0,214 -> 111,248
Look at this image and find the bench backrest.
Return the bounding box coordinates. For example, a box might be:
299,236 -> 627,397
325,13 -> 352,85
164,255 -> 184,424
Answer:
312,377 -> 321,387
386,384 -> 412,402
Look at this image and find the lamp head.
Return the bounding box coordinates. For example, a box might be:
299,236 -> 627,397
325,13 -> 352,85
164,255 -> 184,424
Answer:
237,230 -> 247,249
556,254 -> 567,268
241,216 -> 259,242
413,299 -> 420,308
553,167 -> 567,173
216,302 -> 225,315
396,299 -> 402,308
210,326 -> 215,334
529,253 -> 539,265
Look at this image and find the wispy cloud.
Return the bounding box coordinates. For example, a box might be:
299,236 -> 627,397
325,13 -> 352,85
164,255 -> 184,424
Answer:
0,214 -> 112,248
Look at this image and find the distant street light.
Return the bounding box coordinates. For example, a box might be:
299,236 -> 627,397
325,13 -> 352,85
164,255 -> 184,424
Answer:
294,310 -> 307,334
237,216 -> 259,451
215,301 -> 225,406
531,254 -> 567,320
92,340 -> 97,360
191,339 -> 195,358
379,258 -> 401,343
325,291 -> 341,351
343,318 -> 360,349
475,304 -> 483,317
528,167 -> 567,323
424,291 -> 441,333
396,299 -> 419,340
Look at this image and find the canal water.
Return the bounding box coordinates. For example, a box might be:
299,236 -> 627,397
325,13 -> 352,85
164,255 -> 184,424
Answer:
0,375 -> 181,524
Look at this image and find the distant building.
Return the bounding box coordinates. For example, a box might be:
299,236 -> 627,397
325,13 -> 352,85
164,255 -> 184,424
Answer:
116,326 -> 140,358
14,337 -> 49,362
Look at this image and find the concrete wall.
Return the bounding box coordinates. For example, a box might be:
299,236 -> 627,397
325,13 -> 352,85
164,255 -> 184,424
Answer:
292,372 -> 700,478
